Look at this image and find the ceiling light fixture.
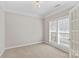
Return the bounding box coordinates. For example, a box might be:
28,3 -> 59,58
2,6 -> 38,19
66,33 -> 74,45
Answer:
32,1 -> 40,8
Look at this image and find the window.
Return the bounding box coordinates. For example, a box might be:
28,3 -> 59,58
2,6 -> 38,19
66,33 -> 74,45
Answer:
58,18 -> 70,47
49,17 -> 70,48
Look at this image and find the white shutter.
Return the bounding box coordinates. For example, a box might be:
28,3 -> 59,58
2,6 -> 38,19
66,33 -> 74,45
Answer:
49,21 -> 58,43
69,5 -> 79,58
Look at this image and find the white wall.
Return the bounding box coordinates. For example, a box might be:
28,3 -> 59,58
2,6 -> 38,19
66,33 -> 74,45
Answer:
0,9 -> 5,56
5,12 -> 43,48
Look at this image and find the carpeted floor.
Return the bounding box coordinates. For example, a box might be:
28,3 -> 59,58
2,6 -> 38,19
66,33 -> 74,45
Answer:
1,43 -> 69,58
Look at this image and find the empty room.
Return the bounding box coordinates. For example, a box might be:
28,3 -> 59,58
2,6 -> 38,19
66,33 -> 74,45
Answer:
0,0 -> 79,58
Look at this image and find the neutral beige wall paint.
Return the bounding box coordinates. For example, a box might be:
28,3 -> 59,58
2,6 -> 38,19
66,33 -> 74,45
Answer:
5,12 -> 43,48
0,9 -> 5,55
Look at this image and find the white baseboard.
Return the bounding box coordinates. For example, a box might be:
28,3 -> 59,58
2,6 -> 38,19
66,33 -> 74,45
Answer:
0,49 -> 5,57
6,41 -> 43,50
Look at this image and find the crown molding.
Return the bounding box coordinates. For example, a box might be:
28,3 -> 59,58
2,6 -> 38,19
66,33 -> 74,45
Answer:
5,9 -> 43,19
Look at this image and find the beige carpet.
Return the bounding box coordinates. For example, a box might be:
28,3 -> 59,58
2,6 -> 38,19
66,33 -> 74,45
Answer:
1,43 -> 69,58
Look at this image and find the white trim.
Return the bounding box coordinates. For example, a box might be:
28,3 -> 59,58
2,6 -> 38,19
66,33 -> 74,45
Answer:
6,41 -> 43,50
5,9 -> 42,19
0,49 -> 5,57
